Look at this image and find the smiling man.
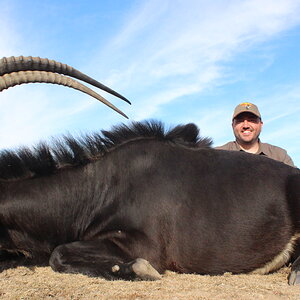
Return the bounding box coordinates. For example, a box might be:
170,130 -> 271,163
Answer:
216,102 -> 295,167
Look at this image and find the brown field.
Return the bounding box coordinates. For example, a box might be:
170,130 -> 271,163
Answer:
0,265 -> 299,299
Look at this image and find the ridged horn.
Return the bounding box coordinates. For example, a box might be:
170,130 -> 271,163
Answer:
0,71 -> 128,119
0,56 -> 131,104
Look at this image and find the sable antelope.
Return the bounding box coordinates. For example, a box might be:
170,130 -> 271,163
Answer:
0,56 -> 299,285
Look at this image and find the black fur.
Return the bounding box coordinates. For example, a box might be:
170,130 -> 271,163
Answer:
0,120 -> 299,283
0,120 -> 212,181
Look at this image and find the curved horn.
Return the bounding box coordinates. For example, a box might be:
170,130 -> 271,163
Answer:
0,71 -> 128,119
0,56 -> 131,104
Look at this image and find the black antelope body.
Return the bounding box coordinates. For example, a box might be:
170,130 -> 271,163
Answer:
0,56 -> 299,285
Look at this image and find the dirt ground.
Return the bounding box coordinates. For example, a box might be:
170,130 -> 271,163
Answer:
0,265 -> 299,300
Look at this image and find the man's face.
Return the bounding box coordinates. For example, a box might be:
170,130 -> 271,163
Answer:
232,112 -> 263,145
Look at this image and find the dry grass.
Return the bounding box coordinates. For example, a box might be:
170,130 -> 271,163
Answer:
0,266 -> 299,299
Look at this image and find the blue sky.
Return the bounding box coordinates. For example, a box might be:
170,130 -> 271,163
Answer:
1,0 -> 300,167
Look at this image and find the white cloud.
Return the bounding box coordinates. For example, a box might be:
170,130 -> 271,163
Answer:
92,0 -> 300,122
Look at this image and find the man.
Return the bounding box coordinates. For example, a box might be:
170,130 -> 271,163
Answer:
216,102 -> 295,167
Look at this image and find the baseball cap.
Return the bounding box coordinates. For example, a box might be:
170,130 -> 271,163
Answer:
232,102 -> 261,120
